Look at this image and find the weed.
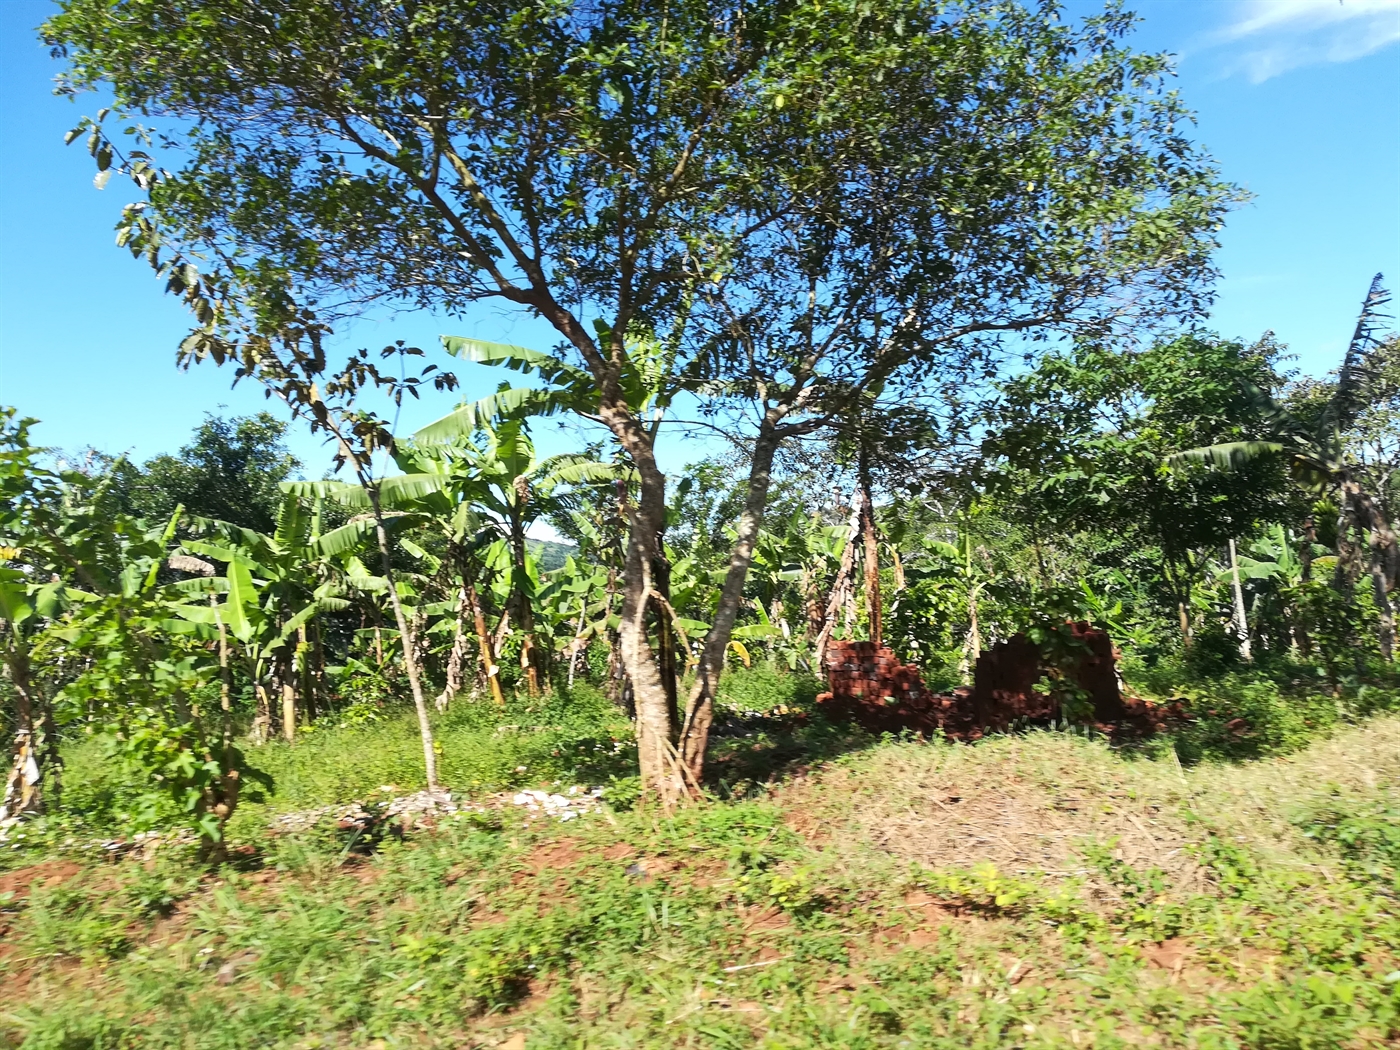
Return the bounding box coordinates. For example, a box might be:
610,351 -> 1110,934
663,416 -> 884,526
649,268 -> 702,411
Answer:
4,692 -> 1399,1048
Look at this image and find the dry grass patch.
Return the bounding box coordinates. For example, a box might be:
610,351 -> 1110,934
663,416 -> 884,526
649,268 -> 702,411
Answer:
784,731 -> 1202,896
780,715 -> 1400,900
1183,713 -> 1400,863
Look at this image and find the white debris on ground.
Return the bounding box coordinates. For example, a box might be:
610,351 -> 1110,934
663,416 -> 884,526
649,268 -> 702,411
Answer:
1,783 -> 608,856
267,788 -> 469,835
510,785 -> 606,822
266,784 -> 606,835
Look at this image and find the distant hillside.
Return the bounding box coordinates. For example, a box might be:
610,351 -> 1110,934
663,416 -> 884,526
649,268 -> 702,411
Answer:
527,537 -> 578,572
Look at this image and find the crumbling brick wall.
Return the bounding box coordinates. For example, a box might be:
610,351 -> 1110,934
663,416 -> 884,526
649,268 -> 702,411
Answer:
816,639 -> 970,736
816,624 -> 1131,738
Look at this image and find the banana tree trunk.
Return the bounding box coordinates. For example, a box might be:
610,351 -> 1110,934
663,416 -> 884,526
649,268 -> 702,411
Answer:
567,594 -> 588,688
297,624 -> 314,722
1227,538 -> 1253,663
465,577 -> 505,706
252,681 -> 272,744
437,585 -> 470,711
957,582 -> 983,685
812,488 -> 863,672
509,501 -> 541,695
275,627 -> 297,743
859,462 -> 881,649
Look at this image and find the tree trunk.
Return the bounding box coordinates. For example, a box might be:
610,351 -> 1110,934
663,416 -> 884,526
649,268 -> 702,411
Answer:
368,488 -> 440,791
1295,517 -> 1316,655
215,597 -> 235,787
1371,554 -> 1395,662
280,649 -> 297,744
297,624 -> 314,722
600,406 -> 687,806
650,553 -> 680,738
567,594 -> 588,688
466,577 -> 505,706
510,494 -> 541,695
802,566 -> 824,641
958,583 -> 983,685
812,488 -> 863,672
619,476 -> 686,804
252,681 -> 272,744
1345,478 -> 1398,593
1227,538 -> 1253,663
859,460 -> 881,648
677,425 -> 784,794
437,584 -> 469,711
1,642 -> 42,819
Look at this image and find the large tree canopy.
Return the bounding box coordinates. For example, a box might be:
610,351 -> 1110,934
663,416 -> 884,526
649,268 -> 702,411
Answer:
108,412 -> 302,534
45,0 -> 1239,803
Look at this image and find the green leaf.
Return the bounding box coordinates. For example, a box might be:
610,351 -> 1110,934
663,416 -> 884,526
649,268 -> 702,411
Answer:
224,557 -> 257,643
413,388 -> 573,445
1165,441 -> 1287,472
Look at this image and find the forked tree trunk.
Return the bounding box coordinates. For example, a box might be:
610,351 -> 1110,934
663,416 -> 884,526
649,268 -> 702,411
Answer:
677,426 -> 784,795
599,405 -> 687,804
618,467 -> 687,804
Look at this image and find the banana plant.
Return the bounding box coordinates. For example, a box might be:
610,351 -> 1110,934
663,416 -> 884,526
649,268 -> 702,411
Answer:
411,405 -> 627,693
176,493 -> 378,741
0,409 -> 120,817
0,415 -> 252,845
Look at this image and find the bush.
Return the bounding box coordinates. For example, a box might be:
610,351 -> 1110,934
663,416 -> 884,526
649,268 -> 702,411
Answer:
713,663 -> 820,715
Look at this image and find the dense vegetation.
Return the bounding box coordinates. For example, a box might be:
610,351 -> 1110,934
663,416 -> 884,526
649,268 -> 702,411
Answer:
2,0 -> 1398,1045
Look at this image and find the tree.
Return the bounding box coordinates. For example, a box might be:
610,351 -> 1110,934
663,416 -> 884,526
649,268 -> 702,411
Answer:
113,413 -> 301,534
1172,277 -> 1397,658
985,335 -> 1294,646
48,0 -> 1239,804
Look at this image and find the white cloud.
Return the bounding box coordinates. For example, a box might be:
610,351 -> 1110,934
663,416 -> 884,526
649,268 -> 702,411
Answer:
1207,0 -> 1400,82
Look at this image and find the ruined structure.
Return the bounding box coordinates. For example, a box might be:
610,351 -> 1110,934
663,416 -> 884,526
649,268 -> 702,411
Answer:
817,624 -> 1149,739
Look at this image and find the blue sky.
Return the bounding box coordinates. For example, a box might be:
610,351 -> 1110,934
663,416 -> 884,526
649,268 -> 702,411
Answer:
1,0 -> 1398,479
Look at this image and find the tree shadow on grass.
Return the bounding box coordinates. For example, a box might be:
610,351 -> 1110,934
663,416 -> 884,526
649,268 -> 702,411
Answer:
702,710 -> 882,799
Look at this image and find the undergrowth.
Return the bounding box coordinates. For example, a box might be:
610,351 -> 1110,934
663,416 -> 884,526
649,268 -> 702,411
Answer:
4,670 -> 1400,1047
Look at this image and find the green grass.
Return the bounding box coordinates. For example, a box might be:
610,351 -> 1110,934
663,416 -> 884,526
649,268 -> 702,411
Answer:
3,702 -> 1399,1048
